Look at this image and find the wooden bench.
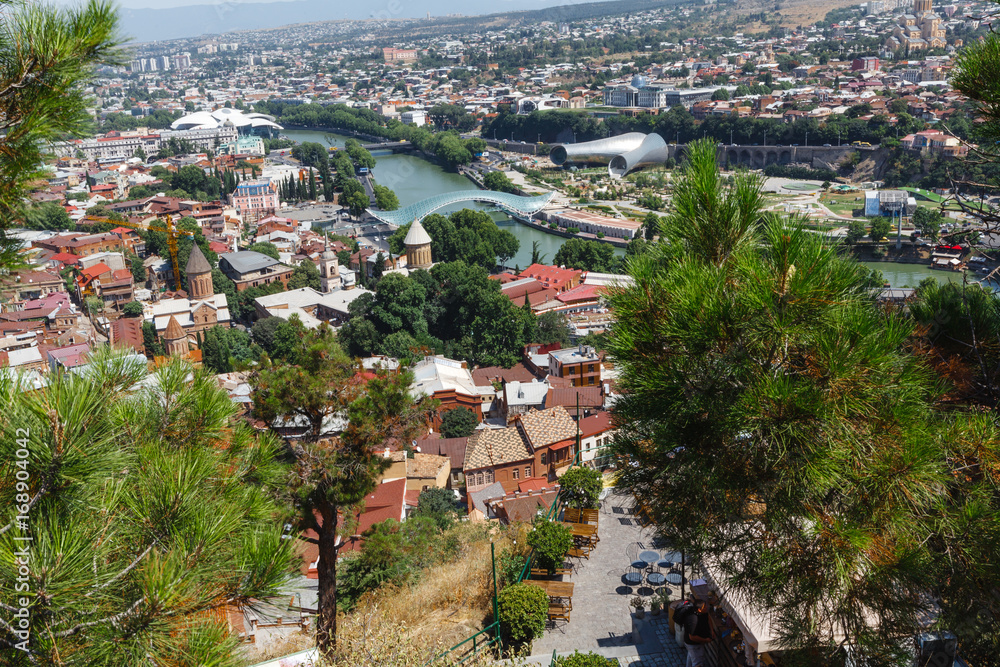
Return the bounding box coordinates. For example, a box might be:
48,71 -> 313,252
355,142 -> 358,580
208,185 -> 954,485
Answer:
530,566 -> 573,578
567,546 -> 589,560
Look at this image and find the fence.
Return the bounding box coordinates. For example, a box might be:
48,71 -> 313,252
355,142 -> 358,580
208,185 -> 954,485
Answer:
428,444 -> 613,666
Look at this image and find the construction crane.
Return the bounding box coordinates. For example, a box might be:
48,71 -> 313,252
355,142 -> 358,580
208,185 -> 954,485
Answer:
83,214 -> 197,290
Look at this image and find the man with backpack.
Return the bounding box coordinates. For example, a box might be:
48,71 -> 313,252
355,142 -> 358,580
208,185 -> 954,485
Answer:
675,598 -> 714,667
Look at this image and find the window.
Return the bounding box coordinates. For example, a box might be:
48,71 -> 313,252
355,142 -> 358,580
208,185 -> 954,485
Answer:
588,376 -> 595,386
476,473 -> 484,486
512,468 -> 519,480
485,470 -> 493,483
588,364 -> 595,373
540,452 -> 546,465
525,466 -> 532,478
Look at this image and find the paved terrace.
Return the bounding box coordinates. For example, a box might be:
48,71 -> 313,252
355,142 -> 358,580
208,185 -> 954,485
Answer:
526,491 -> 690,667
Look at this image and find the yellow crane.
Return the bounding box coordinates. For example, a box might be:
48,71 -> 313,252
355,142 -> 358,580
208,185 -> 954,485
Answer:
84,214 -> 198,290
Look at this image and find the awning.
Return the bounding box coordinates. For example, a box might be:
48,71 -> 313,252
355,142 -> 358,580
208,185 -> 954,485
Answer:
549,440 -> 574,452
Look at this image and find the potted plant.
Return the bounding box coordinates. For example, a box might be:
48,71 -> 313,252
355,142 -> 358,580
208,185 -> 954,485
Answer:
630,596 -> 645,619
650,598 -> 662,616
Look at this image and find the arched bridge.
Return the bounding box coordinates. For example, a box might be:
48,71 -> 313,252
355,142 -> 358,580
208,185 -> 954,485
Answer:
367,190 -> 554,225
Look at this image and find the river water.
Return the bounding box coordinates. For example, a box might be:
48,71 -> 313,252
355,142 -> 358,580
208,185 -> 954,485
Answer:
282,129 -> 601,269
282,130 -> 968,285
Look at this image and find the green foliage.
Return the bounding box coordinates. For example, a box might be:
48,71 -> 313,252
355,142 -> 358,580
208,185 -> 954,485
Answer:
21,201 -> 73,231
498,548 -> 527,588
555,651 -> 617,667
248,242 -> 280,260
558,467 -> 603,510
868,216 -> 892,241
290,141 -> 330,173
84,295 -> 104,314
527,517 -> 573,574
608,137 -> 1000,664
535,310 -> 571,346
337,516 -> 458,611
287,259 -> 321,291
251,315 -> 305,363
483,170 -> 517,193
553,238 -> 619,273
141,320 -> 163,357
0,351 -> 294,665
0,0 -> 124,272
339,260 -> 533,369
389,209 -> 519,270
912,206 -> 943,240
251,333 -> 434,651
201,325 -> 255,374
413,487 -> 460,530
122,301 -> 143,318
373,184 -> 400,211
845,220 -> 867,245
498,582 -> 548,647
440,406 -> 479,439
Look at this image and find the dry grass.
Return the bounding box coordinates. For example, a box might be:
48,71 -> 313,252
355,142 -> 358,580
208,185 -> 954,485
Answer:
350,521 -> 530,653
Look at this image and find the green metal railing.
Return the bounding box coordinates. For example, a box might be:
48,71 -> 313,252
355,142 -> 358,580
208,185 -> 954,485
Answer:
429,442 -> 614,666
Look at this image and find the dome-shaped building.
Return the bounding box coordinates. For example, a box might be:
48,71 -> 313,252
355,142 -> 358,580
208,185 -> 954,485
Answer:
404,220 -> 433,270
170,108 -> 283,137
630,75 -> 650,89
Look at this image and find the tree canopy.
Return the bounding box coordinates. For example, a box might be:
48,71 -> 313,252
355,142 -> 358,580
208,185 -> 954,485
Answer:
607,139 -> 1000,664
389,209 -> 519,271
0,351 -> 294,664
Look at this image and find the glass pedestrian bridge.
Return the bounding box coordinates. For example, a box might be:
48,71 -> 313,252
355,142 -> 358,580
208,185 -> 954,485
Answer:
367,190 -> 554,226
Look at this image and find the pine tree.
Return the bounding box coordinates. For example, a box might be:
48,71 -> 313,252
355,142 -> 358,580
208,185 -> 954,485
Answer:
0,350 -> 294,664
309,167 -> 317,200
0,0 -> 124,271
608,139 -> 1000,665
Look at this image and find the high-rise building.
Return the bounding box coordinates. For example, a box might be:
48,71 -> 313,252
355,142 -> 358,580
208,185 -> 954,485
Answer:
914,0 -> 932,14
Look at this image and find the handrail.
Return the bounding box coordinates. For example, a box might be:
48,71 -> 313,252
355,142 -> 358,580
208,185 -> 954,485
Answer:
431,443 -> 614,665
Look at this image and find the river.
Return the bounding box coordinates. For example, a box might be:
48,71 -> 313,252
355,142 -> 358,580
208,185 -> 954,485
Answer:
281,130 -> 973,285
282,129 -> 609,269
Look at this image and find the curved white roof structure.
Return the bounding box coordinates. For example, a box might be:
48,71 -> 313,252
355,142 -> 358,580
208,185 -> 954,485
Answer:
171,108 -> 283,134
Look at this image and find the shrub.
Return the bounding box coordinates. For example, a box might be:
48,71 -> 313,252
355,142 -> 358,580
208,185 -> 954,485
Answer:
122,301 -> 143,318
596,232 -> 605,239
414,487 -> 459,530
498,582 -> 548,647
549,222 -> 558,229
440,406 -> 478,439
556,651 -> 617,667
559,467 -> 603,509
498,548 -> 527,588
567,227 -> 580,235
527,517 -> 573,573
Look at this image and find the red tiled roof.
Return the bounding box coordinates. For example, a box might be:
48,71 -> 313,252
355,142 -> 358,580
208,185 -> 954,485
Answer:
557,283 -> 604,304
80,263 -> 111,280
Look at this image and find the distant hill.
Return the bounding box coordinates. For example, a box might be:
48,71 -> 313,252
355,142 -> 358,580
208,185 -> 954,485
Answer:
120,0 -> 559,42
121,0 -> 690,43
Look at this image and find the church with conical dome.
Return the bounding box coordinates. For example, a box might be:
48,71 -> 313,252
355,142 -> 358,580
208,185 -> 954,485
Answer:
403,219 -> 433,270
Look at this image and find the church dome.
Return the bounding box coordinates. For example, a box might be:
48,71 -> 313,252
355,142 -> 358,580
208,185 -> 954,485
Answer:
403,220 -> 432,246
630,75 -> 649,89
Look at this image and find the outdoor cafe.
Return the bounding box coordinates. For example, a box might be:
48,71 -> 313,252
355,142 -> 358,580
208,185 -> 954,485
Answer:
524,507 -> 600,624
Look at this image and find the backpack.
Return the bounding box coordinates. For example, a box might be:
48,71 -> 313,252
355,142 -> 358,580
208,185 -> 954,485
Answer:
673,600 -> 696,625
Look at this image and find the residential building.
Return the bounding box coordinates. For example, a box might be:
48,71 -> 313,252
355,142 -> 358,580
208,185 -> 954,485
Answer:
410,355 -> 485,428
230,181 -> 279,219
401,110 -> 427,126
252,286 -> 370,327
463,405 -> 578,496
218,251 -> 294,292
549,345 -> 603,388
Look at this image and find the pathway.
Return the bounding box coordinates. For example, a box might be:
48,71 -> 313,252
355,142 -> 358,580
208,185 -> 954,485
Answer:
525,492 -> 688,667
